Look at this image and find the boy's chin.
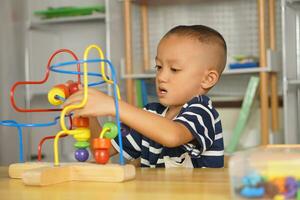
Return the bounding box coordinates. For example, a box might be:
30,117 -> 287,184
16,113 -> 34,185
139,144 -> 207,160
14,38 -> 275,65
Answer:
158,99 -> 178,107
158,99 -> 169,106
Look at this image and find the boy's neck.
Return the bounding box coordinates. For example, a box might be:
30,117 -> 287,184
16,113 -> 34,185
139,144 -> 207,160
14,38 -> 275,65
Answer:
165,105 -> 183,120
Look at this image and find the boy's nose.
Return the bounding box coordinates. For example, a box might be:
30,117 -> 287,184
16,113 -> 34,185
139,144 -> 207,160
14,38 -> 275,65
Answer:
157,69 -> 169,82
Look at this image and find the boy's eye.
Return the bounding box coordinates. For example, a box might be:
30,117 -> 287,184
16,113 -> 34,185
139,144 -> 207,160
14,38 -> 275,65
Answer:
154,65 -> 162,71
171,68 -> 180,72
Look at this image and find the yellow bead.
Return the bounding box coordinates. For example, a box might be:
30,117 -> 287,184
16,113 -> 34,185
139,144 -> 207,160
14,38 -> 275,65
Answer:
273,195 -> 284,200
73,128 -> 91,142
48,87 -> 65,106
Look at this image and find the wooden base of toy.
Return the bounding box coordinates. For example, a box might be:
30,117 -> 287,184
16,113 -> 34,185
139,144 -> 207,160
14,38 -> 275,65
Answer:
9,162 -> 136,186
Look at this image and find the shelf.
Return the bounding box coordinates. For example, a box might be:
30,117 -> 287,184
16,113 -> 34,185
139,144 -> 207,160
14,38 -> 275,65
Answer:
287,0 -> 300,4
223,67 -> 271,75
287,79 -> 300,85
28,13 -> 105,29
287,0 -> 300,9
130,0 -> 201,5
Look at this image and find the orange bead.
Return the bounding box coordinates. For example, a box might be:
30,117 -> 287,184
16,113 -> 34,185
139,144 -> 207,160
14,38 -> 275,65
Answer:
73,117 -> 89,128
93,138 -> 111,150
55,84 -> 70,98
272,178 -> 286,193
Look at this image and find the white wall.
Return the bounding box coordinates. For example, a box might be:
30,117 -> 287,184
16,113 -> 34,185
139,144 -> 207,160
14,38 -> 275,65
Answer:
220,106 -> 284,151
0,0 -> 26,165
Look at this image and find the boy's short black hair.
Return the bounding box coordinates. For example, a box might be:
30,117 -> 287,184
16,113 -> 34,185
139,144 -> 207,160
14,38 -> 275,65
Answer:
163,25 -> 227,73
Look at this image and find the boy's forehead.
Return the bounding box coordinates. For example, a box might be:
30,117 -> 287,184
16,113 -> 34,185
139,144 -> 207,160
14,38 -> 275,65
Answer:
156,35 -> 222,69
157,36 -> 208,59
157,35 -> 210,55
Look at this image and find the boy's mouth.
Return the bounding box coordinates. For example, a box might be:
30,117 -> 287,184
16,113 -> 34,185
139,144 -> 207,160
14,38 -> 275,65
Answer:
158,86 -> 168,95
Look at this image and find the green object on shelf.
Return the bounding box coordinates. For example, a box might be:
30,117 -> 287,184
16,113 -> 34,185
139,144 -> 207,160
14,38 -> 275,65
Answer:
225,76 -> 260,154
34,5 -> 105,19
136,79 -> 143,108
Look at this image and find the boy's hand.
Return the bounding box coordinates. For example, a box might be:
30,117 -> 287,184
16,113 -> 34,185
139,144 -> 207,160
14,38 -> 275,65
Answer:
62,88 -> 114,117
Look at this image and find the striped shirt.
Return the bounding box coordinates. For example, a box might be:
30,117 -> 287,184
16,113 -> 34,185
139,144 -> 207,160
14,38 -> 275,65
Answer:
111,95 -> 224,168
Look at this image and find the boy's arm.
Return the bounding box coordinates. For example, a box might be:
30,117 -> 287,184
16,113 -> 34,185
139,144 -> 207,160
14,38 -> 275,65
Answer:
63,89 -> 193,148
118,101 -> 193,148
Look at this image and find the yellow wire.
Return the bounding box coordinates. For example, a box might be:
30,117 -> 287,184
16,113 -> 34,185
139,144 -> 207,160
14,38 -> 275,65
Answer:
53,44 -> 121,166
91,44 -> 121,99
99,127 -> 110,138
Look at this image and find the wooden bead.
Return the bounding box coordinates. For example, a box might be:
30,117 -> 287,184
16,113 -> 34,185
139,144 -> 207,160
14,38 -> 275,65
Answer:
103,122 -> 118,139
73,128 -> 91,142
73,117 -> 89,127
93,138 -> 111,150
68,82 -> 79,95
54,84 -> 70,98
48,87 -> 65,106
94,149 -> 109,164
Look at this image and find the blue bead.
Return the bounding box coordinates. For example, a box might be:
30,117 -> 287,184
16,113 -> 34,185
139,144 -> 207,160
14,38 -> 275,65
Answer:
75,148 -> 89,162
240,186 -> 265,198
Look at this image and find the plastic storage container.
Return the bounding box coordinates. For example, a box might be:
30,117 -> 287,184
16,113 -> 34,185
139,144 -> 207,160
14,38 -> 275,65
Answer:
229,145 -> 300,199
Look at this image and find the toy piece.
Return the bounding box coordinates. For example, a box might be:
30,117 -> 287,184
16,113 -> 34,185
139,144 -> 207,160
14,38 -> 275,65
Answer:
9,162 -> 52,179
93,138 -> 111,164
72,117 -> 91,162
93,122 -> 118,164
240,186 -> 265,198
9,163 -> 135,186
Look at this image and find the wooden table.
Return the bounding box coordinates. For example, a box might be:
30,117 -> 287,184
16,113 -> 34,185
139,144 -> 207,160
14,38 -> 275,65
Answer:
0,166 -> 231,199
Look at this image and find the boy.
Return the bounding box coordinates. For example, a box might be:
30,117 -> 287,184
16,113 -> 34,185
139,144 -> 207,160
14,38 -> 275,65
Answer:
64,25 -> 226,168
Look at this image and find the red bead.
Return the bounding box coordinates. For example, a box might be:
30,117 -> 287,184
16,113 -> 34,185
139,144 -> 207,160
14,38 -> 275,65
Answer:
65,80 -> 75,87
73,117 -> 89,127
94,149 -> 109,164
68,82 -> 79,95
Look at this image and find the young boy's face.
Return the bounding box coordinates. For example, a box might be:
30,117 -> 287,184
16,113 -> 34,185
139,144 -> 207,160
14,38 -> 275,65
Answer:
155,34 -> 218,107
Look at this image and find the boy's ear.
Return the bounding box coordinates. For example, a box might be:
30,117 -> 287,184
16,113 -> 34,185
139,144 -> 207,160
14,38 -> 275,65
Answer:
201,70 -> 220,90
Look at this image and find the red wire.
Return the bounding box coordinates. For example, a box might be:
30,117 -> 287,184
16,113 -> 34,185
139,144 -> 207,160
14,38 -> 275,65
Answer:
37,115 -> 73,161
10,49 -> 81,112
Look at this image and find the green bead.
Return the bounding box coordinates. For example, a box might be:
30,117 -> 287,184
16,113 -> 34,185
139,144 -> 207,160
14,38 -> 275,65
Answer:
103,122 -> 118,139
74,141 -> 90,149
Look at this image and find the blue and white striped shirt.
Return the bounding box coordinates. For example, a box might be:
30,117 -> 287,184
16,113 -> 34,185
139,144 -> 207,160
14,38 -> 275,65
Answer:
111,95 -> 224,168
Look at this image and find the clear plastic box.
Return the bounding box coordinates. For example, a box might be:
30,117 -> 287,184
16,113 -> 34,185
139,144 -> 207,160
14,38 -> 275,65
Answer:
229,145 -> 300,199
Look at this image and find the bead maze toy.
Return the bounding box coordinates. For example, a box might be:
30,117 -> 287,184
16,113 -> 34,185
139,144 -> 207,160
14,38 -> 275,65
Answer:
0,44 -> 135,186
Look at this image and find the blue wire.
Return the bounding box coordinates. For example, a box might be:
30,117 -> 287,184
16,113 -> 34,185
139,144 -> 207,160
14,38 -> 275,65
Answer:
55,95 -> 66,102
101,59 -> 125,165
0,120 -> 24,162
0,115 -> 69,162
50,59 -> 110,87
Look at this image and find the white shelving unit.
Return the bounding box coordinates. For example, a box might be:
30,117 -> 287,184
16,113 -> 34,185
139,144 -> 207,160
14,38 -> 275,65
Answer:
24,0 -> 124,161
282,0 -> 300,143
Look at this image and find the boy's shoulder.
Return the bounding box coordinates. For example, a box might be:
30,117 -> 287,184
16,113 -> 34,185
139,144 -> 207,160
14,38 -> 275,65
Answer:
144,102 -> 166,114
184,95 -> 214,109
181,95 -> 219,118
